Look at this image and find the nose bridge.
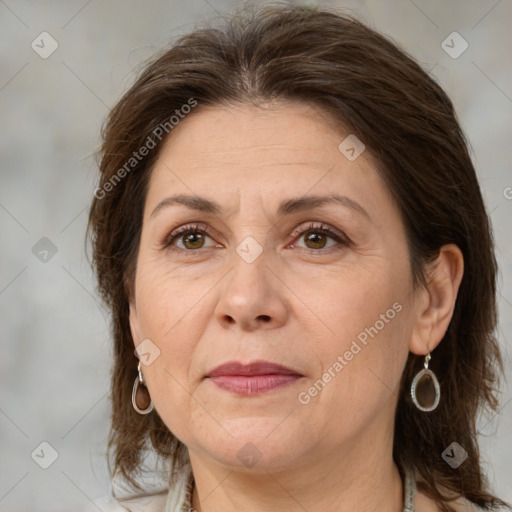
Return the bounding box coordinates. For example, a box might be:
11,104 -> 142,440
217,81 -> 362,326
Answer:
227,236 -> 272,306
215,236 -> 287,330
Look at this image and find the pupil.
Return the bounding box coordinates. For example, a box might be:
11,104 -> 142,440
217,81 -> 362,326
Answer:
306,232 -> 325,248
185,233 -> 203,248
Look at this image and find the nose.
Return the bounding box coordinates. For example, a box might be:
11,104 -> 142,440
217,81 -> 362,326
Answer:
214,248 -> 288,332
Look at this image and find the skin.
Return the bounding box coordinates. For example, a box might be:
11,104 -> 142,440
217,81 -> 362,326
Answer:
128,102 -> 464,512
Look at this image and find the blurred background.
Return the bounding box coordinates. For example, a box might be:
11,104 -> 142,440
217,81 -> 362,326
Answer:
0,0 -> 511,510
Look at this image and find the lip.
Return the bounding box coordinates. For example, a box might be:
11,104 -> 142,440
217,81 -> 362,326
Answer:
208,360 -> 301,377
206,360 -> 303,396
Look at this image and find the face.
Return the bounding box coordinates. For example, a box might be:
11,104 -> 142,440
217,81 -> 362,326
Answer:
129,102 -> 419,473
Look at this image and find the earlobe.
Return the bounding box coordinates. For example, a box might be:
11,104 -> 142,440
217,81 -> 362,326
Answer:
409,244 -> 464,355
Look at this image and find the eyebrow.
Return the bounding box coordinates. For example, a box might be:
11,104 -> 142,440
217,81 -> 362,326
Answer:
150,193 -> 371,221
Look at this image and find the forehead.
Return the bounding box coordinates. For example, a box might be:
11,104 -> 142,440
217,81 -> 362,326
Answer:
145,102 -> 389,221
156,102 -> 346,165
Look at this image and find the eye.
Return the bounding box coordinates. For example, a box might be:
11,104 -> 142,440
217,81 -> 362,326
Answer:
162,223 -> 220,252
161,221 -> 349,255
289,222 -> 349,253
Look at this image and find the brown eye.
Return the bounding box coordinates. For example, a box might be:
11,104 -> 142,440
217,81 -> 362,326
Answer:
291,223 -> 348,253
163,223 -> 219,252
303,230 -> 330,249
181,231 -> 206,249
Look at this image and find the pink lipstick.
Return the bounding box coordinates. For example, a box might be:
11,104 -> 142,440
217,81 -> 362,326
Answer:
207,361 -> 302,395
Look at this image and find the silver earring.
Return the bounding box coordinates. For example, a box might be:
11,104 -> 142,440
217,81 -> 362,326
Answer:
132,361 -> 154,415
410,352 -> 440,412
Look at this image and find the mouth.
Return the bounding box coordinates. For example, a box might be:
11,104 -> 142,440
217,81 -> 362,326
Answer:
206,360 -> 303,396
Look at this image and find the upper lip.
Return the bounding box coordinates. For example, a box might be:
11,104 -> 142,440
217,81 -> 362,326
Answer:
207,360 -> 302,377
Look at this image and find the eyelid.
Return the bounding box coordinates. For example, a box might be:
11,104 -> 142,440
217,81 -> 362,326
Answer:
289,222 -> 350,244
160,222 -> 214,248
161,221 -> 350,252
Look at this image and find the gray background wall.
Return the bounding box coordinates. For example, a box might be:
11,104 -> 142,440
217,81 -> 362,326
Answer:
0,0 -> 510,510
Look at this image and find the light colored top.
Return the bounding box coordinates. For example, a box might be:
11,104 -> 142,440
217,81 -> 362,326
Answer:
163,461 -> 421,512
164,461 -> 193,512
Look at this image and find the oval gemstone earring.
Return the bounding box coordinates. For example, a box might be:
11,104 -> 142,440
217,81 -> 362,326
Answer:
410,353 -> 440,412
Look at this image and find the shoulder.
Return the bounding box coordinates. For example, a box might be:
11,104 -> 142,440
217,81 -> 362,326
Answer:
416,489 -> 487,512
448,496 -> 488,512
410,466 -> 488,512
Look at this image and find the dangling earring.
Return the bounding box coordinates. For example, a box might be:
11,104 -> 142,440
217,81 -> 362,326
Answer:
132,361 -> 154,415
410,352 -> 440,412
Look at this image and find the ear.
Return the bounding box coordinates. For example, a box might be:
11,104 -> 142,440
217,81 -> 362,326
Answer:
409,244 -> 464,356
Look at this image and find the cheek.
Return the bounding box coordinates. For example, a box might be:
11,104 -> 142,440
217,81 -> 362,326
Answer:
132,261 -> 215,410
299,266 -> 411,415
294,257 -> 407,347
134,258 -> 212,344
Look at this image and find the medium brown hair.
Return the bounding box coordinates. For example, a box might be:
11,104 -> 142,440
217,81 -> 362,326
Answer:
87,4 -> 510,510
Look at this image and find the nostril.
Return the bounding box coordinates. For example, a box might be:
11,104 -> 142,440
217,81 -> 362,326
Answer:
258,315 -> 271,322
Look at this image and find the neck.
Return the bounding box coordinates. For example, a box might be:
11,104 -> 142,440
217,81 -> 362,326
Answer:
188,415 -> 404,512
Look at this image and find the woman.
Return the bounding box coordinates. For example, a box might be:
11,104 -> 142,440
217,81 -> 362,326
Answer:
87,5 -> 510,512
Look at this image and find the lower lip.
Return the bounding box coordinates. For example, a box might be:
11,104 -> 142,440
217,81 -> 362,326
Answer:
208,374 -> 302,395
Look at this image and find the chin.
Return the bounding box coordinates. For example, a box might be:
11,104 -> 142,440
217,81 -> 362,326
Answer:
191,418 -> 312,472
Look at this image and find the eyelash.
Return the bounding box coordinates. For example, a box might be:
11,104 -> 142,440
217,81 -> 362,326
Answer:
161,222 -> 349,255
